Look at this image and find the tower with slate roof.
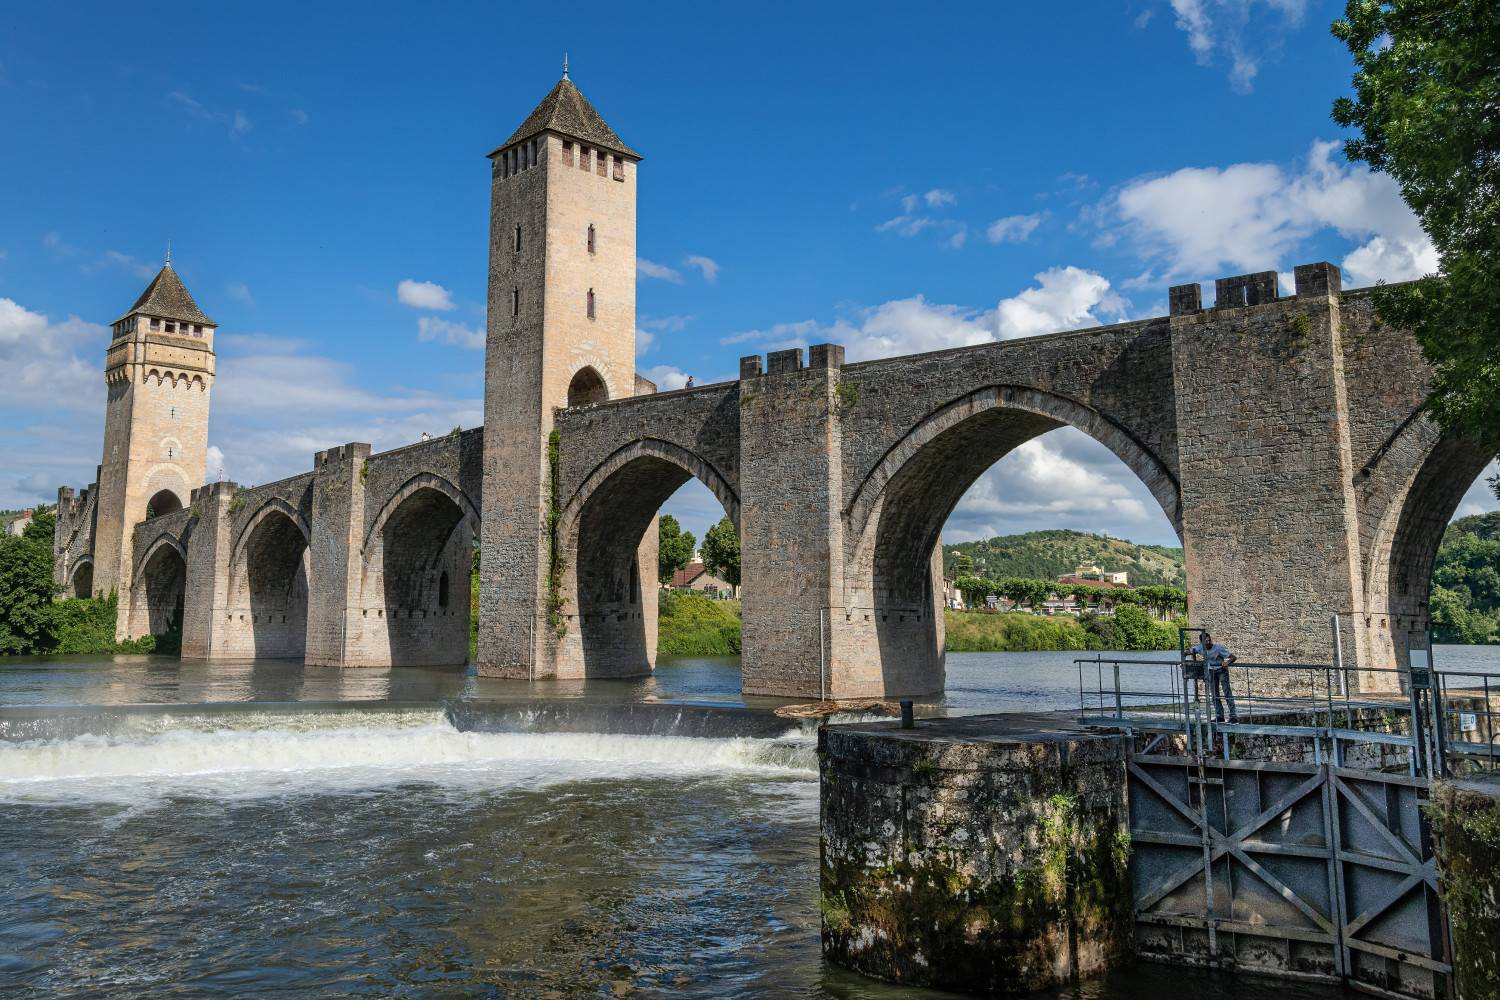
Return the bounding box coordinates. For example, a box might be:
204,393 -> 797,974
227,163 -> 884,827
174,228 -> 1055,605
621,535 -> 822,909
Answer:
477,70 -> 644,676
89,254 -> 216,608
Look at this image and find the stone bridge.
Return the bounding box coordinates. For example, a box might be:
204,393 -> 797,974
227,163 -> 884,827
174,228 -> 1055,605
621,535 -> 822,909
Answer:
122,264 -> 1488,700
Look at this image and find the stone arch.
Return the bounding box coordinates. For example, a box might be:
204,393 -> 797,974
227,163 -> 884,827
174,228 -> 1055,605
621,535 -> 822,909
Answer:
67,555 -> 94,599
1361,421 -> 1493,673
843,385 -> 1182,695
228,499 -> 311,659
567,365 -> 610,407
556,438 -> 741,678
146,487 -> 184,520
355,473 -> 479,666
127,534 -> 186,643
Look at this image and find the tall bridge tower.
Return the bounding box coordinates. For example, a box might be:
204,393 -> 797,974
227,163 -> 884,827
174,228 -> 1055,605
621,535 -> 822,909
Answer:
477,71 -> 643,676
90,257 -> 216,630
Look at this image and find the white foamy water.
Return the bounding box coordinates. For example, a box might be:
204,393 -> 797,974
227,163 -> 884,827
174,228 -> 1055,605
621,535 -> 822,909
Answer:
0,710 -> 816,805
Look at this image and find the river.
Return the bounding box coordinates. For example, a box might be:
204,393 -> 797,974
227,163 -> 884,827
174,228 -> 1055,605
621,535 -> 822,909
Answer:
2,647 -> 1493,997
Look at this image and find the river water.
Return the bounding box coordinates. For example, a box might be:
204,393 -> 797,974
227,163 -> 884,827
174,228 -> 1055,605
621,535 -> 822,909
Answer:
3,647 -> 1493,997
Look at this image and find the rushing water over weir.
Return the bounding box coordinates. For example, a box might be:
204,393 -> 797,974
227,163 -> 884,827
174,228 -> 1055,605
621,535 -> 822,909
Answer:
11,651 -> 1472,995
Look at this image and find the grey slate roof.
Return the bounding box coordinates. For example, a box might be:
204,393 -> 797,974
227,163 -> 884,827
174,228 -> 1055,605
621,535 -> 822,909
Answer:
494,78 -> 639,160
116,264 -> 215,327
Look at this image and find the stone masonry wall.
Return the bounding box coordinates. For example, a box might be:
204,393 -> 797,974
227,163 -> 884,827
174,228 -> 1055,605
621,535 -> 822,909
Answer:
820,716 -> 1134,993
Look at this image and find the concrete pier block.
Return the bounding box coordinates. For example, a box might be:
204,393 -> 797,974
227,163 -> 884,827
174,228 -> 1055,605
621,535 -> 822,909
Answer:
818,715 -> 1134,994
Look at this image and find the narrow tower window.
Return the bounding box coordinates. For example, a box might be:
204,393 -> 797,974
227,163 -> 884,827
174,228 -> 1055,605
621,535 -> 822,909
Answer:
511,289 -> 520,316
438,571 -> 450,608
514,225 -> 522,253
596,151 -> 607,177
579,145 -> 591,171
587,224 -> 595,254
562,140 -> 574,166
586,288 -> 595,320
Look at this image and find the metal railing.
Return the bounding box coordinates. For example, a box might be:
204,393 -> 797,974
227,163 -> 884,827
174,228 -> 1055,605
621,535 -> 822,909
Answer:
1078,650 -> 1500,777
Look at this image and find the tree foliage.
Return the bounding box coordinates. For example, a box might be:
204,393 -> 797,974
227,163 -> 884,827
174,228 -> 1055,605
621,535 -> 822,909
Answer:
1332,0 -> 1500,487
1430,511 -> 1500,643
700,516 -> 741,587
0,533 -> 57,654
657,514 -> 696,585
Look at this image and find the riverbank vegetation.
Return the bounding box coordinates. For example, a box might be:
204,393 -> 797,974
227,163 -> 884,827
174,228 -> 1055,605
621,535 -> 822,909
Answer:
946,605 -> 1186,653
658,592 -> 742,656
0,508 -> 163,656
1431,512 -> 1500,644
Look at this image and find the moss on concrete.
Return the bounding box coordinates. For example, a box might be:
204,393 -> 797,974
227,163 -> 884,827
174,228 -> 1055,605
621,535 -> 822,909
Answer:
1428,776 -> 1500,999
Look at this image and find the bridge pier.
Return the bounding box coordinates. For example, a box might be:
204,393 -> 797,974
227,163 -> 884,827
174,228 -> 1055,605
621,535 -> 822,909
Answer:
304,443 -> 370,667
179,481 -> 235,658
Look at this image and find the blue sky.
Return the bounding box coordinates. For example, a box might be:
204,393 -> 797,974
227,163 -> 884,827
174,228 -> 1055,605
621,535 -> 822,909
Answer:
1,0 -> 1494,547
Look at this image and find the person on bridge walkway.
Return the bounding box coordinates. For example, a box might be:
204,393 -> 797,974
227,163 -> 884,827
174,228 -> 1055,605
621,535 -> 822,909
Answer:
1191,630 -> 1238,723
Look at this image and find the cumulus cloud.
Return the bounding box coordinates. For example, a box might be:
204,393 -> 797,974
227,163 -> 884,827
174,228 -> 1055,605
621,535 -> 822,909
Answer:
205,445 -> 227,481
683,254 -> 720,283
641,364 -> 691,391
397,279 -> 456,310
724,267 -> 1127,362
0,297 -> 111,506
637,258 -> 683,283
1113,140 -> 1435,287
944,430 -> 1175,544
1166,0 -> 1307,93
416,316 -> 483,350
986,213 -> 1044,244
903,189 -> 956,212
635,329 -> 655,355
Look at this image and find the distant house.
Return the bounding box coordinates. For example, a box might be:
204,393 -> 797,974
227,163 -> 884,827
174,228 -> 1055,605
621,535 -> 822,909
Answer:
5,510 -> 32,538
670,562 -> 737,598
942,577 -> 966,609
1061,562 -> 1128,586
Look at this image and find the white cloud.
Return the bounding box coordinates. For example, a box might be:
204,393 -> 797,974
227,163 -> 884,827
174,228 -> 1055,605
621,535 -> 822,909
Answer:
875,215 -> 934,237
227,282 -> 254,306
0,298 -> 107,410
1113,139 -> 1435,287
683,254 -> 720,283
1165,0 -> 1307,93
231,111 -> 252,137
986,213 -> 1044,244
205,445 -> 227,481
416,316 -> 483,350
289,108 -> 310,126
636,329 -> 655,355
637,258 -> 683,283
945,430 -> 1176,545
994,267 -> 1127,339
724,267 -> 1127,362
641,364 -> 691,391
167,90 -> 254,140
397,279 -> 455,311
903,189 -> 956,212
640,314 -> 694,332
99,250 -> 155,279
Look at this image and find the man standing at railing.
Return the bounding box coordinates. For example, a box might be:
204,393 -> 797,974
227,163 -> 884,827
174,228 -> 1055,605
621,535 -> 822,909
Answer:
1191,630 -> 1238,723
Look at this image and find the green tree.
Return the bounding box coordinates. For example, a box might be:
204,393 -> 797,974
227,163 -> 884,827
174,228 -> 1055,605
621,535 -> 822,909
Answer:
700,515 -> 741,587
22,506 -> 55,543
0,534 -> 56,654
657,514 -> 696,585
1332,0 -> 1500,492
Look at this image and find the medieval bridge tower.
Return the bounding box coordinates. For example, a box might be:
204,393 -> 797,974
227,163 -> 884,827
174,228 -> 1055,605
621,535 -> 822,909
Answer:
55,257 -> 216,635
476,72 -> 648,678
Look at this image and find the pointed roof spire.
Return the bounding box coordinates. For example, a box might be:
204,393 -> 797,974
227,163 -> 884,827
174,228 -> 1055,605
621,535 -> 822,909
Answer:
165,240 -> 172,267
115,259 -> 215,327
492,74 -> 639,160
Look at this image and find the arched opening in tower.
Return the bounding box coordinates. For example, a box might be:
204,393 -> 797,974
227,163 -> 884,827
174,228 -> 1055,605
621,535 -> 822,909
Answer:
567,366 -> 609,408
568,451 -> 738,683
146,488 -> 184,520
70,559 -> 94,600
231,508 -> 310,660
128,543 -> 186,650
850,399 -> 1182,697
360,483 -> 474,667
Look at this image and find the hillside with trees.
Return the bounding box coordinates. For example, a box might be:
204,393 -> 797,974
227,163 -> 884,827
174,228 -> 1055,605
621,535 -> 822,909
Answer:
1431,512 -> 1500,644
943,529 -> 1185,587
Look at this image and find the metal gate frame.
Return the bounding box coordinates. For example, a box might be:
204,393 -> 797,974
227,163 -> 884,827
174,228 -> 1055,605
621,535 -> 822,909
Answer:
1129,753 -> 1452,999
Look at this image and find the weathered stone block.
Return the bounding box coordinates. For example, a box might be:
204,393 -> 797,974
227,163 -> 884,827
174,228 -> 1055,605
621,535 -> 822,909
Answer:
1429,773 -> 1500,999
819,717 -> 1134,994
